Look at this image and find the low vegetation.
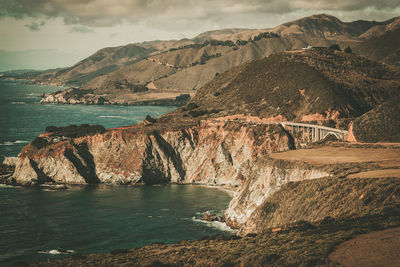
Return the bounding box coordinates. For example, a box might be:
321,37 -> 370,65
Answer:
177,49 -> 400,121
353,95 -> 400,142
31,124 -> 106,149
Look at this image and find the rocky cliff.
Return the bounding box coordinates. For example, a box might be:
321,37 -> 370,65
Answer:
8,116 -> 339,232
11,119 -> 294,185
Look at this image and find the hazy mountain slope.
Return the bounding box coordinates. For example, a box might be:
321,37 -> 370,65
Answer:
31,14 -> 399,105
359,17 -> 400,39
166,48 -> 400,121
355,26 -> 400,66
82,14 -> 395,94
43,44 -> 157,86
193,28 -> 264,42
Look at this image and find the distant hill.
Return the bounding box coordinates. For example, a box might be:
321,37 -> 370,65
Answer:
165,48 -> 400,123
78,15 -> 400,95
355,25 -> 400,66
8,14 -> 399,104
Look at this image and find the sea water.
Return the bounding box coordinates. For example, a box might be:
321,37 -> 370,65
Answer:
0,80 -> 175,162
0,80 -> 232,265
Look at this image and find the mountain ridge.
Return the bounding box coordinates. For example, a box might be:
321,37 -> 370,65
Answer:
4,14 -> 399,106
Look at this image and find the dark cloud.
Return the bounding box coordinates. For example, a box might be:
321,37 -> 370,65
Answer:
24,20 -> 46,31
0,0 -> 399,27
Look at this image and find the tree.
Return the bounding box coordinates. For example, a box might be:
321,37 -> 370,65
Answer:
344,46 -> 353,54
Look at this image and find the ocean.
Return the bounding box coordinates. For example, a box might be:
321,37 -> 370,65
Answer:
0,80 -> 233,265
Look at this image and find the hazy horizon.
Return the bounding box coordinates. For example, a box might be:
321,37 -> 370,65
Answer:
0,0 -> 399,71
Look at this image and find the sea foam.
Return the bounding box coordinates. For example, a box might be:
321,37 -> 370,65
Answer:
191,217 -> 238,233
38,249 -> 75,255
0,140 -> 28,146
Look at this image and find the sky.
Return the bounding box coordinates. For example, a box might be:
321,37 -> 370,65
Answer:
0,0 -> 399,71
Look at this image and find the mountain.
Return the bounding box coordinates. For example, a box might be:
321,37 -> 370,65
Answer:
165,48 -> 400,124
9,14 -> 400,105
37,44 -> 156,86
355,22 -> 400,66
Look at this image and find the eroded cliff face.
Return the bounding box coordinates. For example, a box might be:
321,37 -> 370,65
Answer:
9,117 -> 334,232
225,159 -> 330,229
12,119 -> 293,186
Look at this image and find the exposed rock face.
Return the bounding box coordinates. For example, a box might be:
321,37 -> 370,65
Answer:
9,118 -> 332,232
225,159 -> 330,229
13,119 -> 293,186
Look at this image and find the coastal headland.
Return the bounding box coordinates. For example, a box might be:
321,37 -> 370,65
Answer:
2,48 -> 400,265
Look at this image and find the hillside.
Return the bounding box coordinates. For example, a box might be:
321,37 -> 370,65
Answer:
17,14 -> 399,105
37,44 -> 157,86
165,48 -> 400,123
355,27 -> 400,66
353,95 -> 400,142
84,14 -> 395,93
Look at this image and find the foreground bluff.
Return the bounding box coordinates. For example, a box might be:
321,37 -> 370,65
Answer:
8,48 -> 400,231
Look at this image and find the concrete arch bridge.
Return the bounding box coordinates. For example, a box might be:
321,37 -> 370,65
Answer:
279,122 -> 348,143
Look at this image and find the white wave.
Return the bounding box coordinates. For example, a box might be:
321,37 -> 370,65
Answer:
0,184 -> 20,188
0,140 -> 28,146
24,93 -> 40,98
99,115 -> 131,120
15,140 -> 29,144
0,141 -> 13,146
11,102 -> 26,104
191,217 -> 238,233
161,208 -> 169,211
38,249 -> 75,255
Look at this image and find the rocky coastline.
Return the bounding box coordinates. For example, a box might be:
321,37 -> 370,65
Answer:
40,87 -> 191,106
2,47 -> 400,265
4,115 -> 399,231
2,116 -> 400,266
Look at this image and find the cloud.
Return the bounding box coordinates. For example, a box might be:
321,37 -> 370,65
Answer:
70,25 -> 94,33
24,20 -> 46,31
0,0 -> 399,28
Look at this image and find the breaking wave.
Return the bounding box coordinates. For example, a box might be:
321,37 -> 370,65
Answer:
191,217 -> 238,233
0,140 -> 28,146
99,115 -> 131,120
38,249 -> 75,255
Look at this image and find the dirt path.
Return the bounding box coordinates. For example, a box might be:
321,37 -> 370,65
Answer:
328,227 -> 400,267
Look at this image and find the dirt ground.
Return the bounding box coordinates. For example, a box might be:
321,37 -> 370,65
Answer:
347,169 -> 400,179
109,91 -> 194,102
328,227 -> 400,267
270,145 -> 400,168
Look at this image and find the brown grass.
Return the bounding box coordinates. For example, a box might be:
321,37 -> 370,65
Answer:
269,146 -> 400,166
329,227 -> 400,267
347,169 -> 400,179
